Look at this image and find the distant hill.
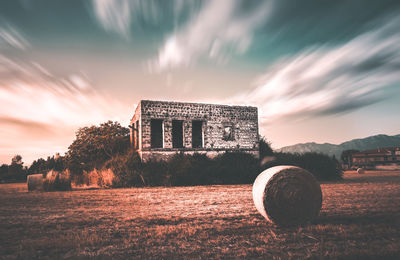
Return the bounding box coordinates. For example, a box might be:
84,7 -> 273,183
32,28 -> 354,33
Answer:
278,134 -> 400,159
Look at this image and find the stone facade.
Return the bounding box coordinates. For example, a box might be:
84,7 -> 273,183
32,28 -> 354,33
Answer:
130,100 -> 259,161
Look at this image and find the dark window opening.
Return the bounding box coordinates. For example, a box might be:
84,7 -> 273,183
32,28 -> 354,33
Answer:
151,119 -> 163,148
192,120 -> 203,148
133,121 -> 139,149
172,120 -> 184,148
223,124 -> 234,141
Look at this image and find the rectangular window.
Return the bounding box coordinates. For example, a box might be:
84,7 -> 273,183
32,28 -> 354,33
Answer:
172,120 -> 184,148
192,120 -> 203,148
151,119 -> 163,148
133,120 -> 139,149
223,123 -> 235,141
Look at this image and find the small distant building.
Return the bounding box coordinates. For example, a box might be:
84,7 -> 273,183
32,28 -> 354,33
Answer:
352,147 -> 400,169
130,100 -> 259,161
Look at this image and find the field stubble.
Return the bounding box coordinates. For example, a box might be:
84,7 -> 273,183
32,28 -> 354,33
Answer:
1,171 -> 400,259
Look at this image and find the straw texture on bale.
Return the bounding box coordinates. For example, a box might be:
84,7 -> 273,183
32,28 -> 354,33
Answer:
357,168 -> 365,174
253,166 -> 322,226
27,174 -> 44,191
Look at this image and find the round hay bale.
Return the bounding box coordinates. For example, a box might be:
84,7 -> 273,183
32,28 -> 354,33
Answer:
253,165 -> 322,226
357,168 -> 365,174
27,174 -> 44,191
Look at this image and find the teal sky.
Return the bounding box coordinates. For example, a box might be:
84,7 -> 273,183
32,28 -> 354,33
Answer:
1,0 -> 400,164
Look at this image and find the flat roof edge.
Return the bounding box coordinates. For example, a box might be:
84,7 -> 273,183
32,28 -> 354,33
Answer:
139,99 -> 257,109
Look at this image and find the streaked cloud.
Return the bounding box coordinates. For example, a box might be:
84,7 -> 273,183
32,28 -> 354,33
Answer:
233,15 -> 400,122
0,71 -> 127,127
0,52 -> 132,163
153,0 -> 271,71
90,0 -> 200,39
0,24 -> 30,50
91,0 -> 132,38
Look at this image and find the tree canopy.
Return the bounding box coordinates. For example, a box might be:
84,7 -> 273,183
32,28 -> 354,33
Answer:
28,154 -> 65,176
66,121 -> 130,174
259,137 -> 274,158
0,155 -> 26,182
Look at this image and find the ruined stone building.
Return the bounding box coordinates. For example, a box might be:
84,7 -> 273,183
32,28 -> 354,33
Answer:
130,100 -> 259,161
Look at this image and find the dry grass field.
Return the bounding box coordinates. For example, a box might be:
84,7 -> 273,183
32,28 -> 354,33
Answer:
1,171 -> 400,259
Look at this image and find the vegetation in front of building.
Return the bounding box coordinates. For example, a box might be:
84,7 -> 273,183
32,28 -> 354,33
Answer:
0,121 -> 342,189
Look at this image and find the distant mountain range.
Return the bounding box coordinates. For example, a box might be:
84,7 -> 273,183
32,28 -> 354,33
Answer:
278,134 -> 400,159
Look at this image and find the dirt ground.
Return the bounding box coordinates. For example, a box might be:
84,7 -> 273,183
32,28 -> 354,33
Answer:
1,171 -> 400,259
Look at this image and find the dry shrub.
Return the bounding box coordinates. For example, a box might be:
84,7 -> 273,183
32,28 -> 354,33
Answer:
43,170 -> 72,191
253,165 -> 322,226
103,150 -> 145,187
79,168 -> 115,188
27,174 -> 44,191
99,168 -> 114,187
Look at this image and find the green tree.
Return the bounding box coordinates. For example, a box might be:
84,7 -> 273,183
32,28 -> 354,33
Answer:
0,164 -> 9,182
66,121 -> 130,175
28,154 -> 65,176
259,137 -> 274,158
8,155 -> 26,181
28,158 -> 47,175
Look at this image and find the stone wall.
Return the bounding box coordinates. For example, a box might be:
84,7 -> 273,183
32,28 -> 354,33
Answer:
130,102 -> 142,150
130,100 -> 259,160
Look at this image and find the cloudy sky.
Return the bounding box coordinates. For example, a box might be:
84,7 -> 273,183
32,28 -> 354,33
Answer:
1,0 -> 400,164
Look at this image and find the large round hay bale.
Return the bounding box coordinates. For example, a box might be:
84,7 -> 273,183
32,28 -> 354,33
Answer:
357,168 -> 365,174
27,174 -> 44,191
253,166 -> 322,226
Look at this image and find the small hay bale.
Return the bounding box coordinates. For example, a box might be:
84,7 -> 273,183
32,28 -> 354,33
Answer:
357,168 -> 365,174
27,174 -> 44,191
253,165 -> 322,226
